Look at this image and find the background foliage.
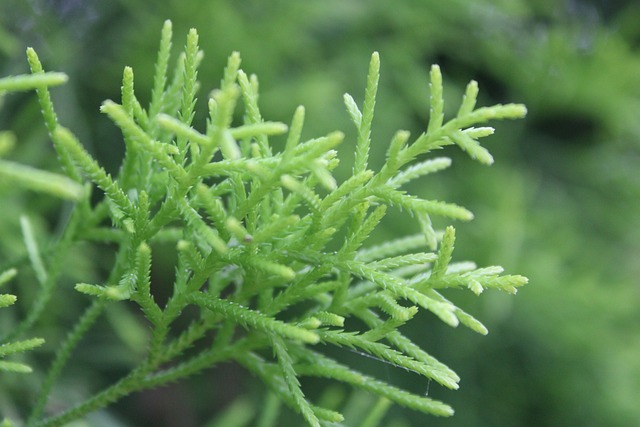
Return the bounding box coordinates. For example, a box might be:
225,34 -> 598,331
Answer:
1,1 -> 639,426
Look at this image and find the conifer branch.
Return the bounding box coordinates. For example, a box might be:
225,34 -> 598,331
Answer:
51,126 -> 133,221
28,300 -> 105,423
296,349 -> 454,417
353,52 -> 380,175
270,334 -> 320,426
148,20 -> 173,120
187,292 -> 320,344
0,267 -> 45,376
25,48 -> 81,182
2,21 -> 528,425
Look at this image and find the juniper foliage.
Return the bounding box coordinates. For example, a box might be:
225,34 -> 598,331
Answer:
0,20 -> 527,426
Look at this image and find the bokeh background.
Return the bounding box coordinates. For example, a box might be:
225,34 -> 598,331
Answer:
1,1 -> 639,426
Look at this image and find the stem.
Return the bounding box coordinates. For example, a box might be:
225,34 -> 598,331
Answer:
36,362 -> 154,427
27,300 -> 106,425
36,336 -> 260,427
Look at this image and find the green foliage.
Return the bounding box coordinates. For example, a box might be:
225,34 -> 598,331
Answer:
3,2 -> 640,426
0,268 -> 45,374
0,20 -> 527,426
0,71 -> 60,384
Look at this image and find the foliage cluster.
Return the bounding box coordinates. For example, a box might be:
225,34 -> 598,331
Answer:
0,20 -> 527,426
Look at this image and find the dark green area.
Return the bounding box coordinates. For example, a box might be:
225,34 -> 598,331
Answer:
1,1 -> 639,426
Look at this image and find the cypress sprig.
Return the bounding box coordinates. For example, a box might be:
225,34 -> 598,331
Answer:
100,101 -> 186,182
356,308 -> 460,389
187,293 -> 320,344
318,329 -> 444,383
51,126 -> 133,221
25,48 -> 81,182
432,226 -> 456,279
0,72 -> 67,92
355,234 -> 428,262
0,337 -> 45,368
149,20 -> 173,120
295,349 -> 454,417
2,20 -> 527,426
270,334 -> 320,426
0,269 -> 44,376
177,28 -> 200,158
387,157 -> 451,188
0,294 -> 16,309
351,51 -> 380,175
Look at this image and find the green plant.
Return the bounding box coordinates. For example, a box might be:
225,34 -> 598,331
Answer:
0,20 -> 527,426
0,71 -> 71,374
0,268 -> 44,375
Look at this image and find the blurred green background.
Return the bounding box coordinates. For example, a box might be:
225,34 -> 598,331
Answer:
1,0 -> 639,426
